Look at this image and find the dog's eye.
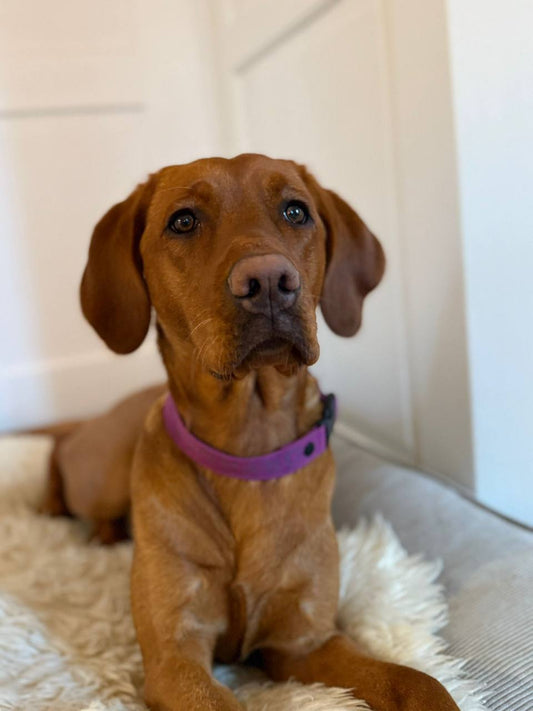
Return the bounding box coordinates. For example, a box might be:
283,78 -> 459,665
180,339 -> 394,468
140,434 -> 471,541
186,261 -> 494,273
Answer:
283,201 -> 309,225
168,209 -> 197,234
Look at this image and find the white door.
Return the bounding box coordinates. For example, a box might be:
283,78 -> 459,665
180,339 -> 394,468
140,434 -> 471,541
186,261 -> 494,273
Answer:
0,0 -> 219,429
211,0 -> 473,483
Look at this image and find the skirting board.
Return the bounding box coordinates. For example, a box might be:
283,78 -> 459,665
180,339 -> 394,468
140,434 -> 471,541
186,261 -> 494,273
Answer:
1,343 -> 165,432
334,420 -> 415,469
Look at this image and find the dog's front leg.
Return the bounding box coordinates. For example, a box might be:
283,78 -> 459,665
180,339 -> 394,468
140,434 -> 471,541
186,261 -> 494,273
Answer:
131,546 -> 242,711
261,633 -> 460,711
142,650 -> 242,711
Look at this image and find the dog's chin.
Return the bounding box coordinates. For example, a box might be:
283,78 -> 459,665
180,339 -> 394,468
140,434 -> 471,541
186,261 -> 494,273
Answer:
209,336 -> 319,381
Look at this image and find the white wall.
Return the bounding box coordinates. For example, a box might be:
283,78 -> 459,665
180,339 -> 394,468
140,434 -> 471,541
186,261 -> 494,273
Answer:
447,0 -> 533,525
382,0 -> 473,486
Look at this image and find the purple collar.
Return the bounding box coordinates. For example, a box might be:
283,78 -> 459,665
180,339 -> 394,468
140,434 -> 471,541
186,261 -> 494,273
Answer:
162,392 -> 336,481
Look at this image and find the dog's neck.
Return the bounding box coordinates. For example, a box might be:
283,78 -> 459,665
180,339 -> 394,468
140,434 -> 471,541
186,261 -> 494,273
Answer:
158,335 -> 322,458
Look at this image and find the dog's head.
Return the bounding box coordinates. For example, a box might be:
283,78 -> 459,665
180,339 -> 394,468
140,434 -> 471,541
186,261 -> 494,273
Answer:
80,154 -> 385,379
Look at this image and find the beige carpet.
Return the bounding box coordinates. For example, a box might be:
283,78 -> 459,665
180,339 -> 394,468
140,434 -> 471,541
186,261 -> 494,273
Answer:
0,436 -> 485,710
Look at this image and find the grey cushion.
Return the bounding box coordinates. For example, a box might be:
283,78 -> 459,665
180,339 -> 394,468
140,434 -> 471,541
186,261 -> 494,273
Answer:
331,434 -> 533,711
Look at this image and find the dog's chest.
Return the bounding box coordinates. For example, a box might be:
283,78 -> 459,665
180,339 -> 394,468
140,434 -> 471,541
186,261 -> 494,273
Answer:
211,459 -> 339,661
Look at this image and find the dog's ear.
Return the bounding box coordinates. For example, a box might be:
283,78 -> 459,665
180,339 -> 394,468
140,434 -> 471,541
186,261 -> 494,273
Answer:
301,168 -> 385,337
80,176 -> 156,354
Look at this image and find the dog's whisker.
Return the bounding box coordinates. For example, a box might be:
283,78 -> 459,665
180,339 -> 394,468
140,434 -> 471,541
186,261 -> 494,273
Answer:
196,336 -> 214,371
189,317 -> 215,338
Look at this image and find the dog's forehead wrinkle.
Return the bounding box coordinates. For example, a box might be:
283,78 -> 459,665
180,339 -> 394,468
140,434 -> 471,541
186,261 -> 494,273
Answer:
159,179 -> 215,199
263,172 -> 302,194
204,157 -> 303,199
240,165 -> 303,198
156,158 -> 305,209
156,185 -> 195,193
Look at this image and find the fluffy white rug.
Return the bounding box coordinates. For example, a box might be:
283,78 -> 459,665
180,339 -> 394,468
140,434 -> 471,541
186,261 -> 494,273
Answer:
0,436 -> 485,711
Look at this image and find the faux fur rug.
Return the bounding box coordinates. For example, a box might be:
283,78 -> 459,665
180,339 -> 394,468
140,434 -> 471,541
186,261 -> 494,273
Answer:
0,436 -> 485,711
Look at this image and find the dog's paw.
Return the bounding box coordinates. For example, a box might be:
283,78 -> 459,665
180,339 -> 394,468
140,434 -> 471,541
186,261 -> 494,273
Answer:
378,666 -> 460,711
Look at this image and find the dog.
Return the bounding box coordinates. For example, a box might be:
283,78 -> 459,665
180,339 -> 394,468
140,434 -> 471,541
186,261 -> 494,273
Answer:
43,154 -> 459,711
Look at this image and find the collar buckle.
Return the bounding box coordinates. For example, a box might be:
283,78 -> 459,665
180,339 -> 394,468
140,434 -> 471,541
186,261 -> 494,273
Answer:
317,393 -> 337,443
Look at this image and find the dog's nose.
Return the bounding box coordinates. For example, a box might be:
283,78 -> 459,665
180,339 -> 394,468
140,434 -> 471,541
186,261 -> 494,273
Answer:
228,255 -> 300,314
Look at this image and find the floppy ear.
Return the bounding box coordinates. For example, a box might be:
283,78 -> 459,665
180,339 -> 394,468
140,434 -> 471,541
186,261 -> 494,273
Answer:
80,177 -> 156,354
302,169 -> 385,337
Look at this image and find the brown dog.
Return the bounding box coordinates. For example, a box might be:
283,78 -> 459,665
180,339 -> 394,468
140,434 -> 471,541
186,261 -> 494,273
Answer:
45,154 -> 459,711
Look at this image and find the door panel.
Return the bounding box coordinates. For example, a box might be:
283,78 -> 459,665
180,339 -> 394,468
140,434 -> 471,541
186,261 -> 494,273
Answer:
0,0 -> 142,111
218,0 -> 338,71
1,112 -> 145,368
1,0 -> 220,430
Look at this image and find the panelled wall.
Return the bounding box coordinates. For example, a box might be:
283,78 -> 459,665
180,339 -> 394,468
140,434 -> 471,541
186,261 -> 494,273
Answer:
1,0 -> 473,489
1,0 -> 220,428
2,0 -> 531,525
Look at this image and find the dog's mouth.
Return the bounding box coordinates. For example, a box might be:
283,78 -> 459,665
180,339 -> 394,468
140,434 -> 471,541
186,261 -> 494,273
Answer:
199,306 -> 320,381
247,336 -> 291,357
207,325 -> 318,380
240,336 -> 295,365
232,322 -> 319,378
